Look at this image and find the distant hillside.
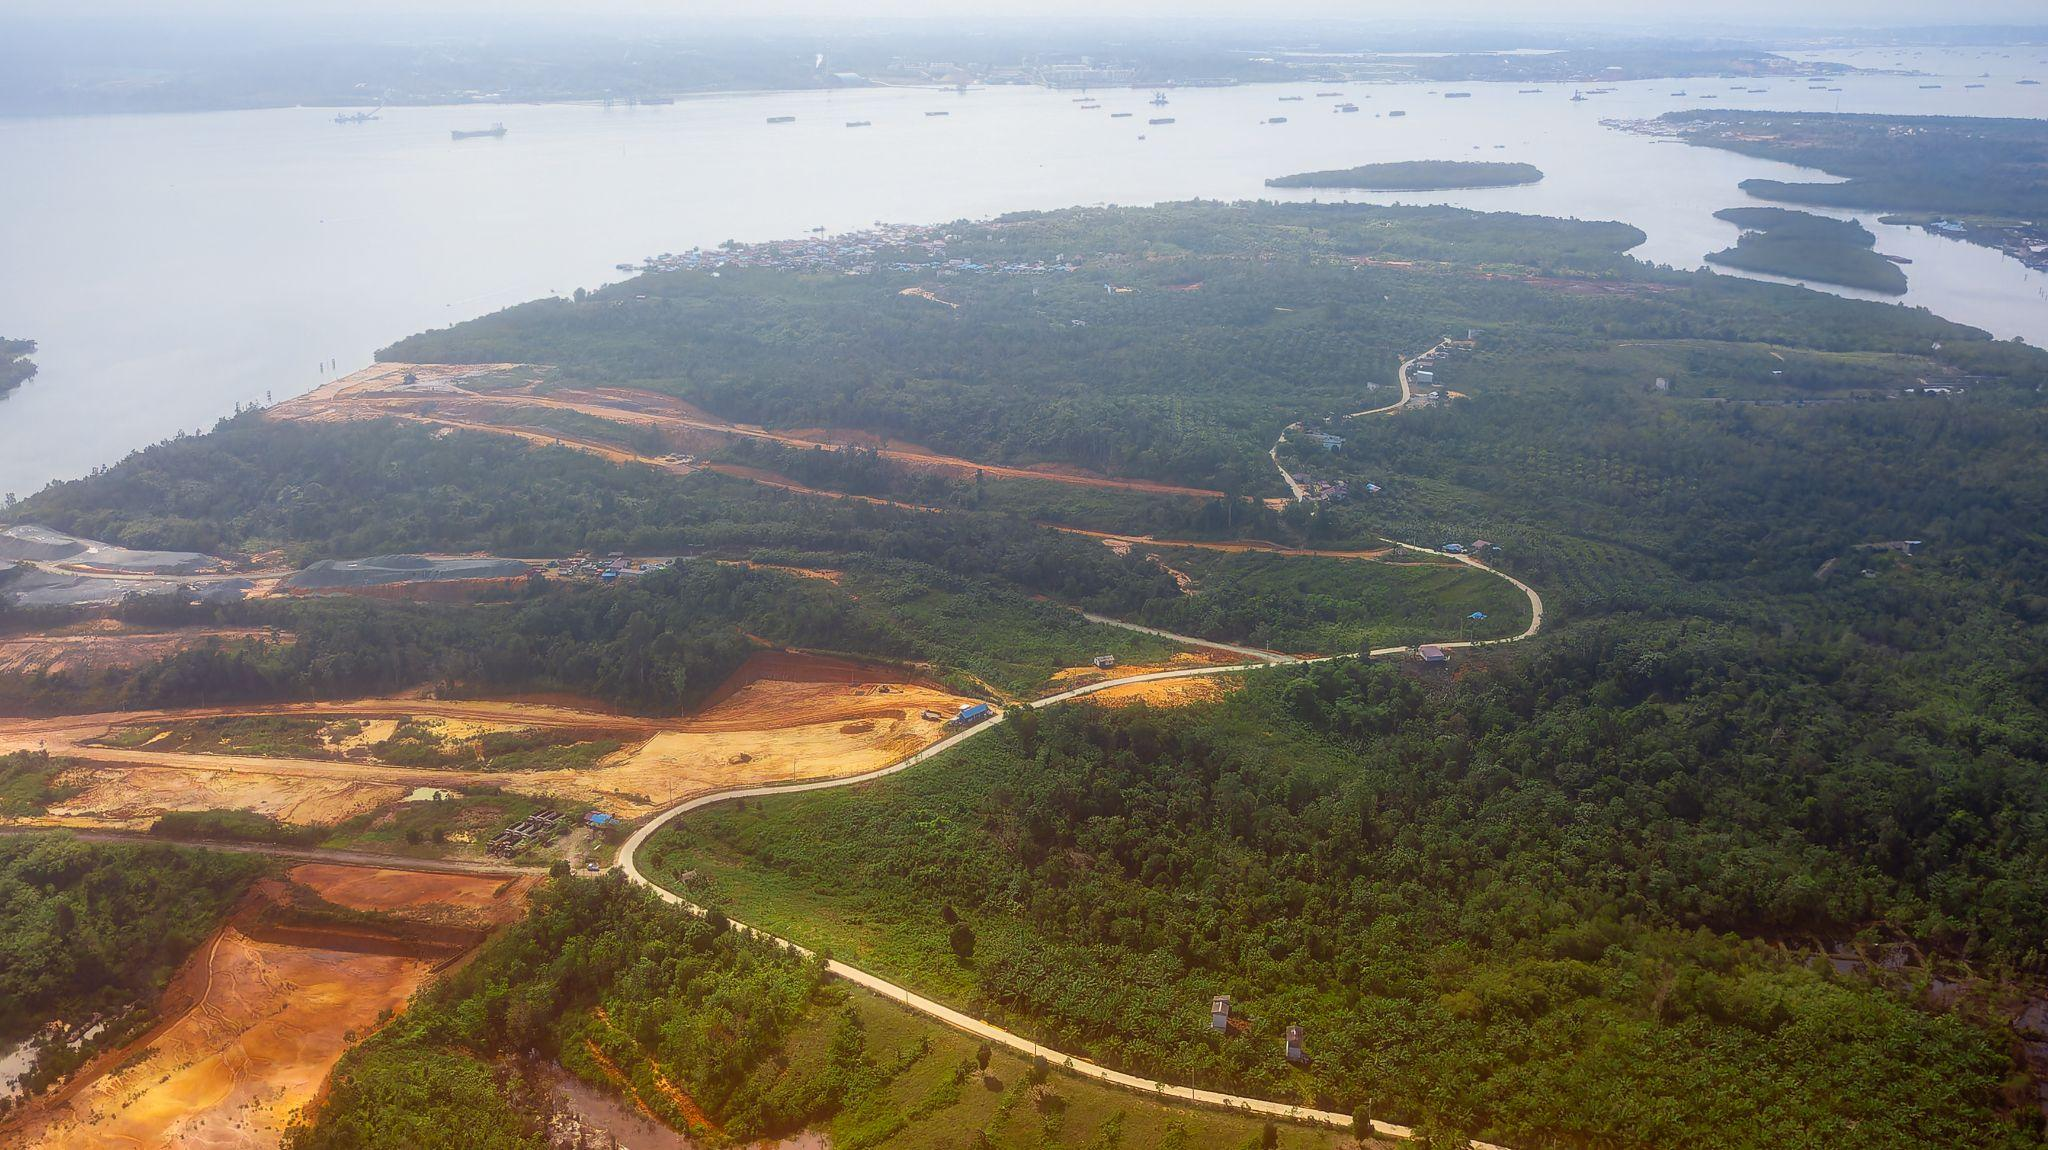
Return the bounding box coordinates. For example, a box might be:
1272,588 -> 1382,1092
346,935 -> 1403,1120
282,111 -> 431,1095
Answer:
1267,160 -> 1544,191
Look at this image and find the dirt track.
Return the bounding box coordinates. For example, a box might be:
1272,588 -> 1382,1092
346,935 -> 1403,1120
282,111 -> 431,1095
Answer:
0,625 -> 286,675
270,362 -> 1224,500
0,653 -> 980,827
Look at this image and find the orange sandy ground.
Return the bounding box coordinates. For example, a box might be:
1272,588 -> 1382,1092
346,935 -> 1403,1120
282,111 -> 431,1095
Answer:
1047,649 -> 1249,689
1086,675 -> 1240,708
11,866 -> 526,1150
0,653 -> 980,830
0,626 -> 287,675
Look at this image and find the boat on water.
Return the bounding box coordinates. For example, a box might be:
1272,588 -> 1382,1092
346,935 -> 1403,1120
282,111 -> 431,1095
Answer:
1110,111 -> 1134,117
334,109 -> 379,125
450,123 -> 506,140
1571,90 -> 1587,102
1445,92 -> 1473,99
767,115 -> 796,124
1148,117 -> 1175,125
1336,103 -> 1360,113
1316,91 -> 1343,97
1387,109 -> 1407,117
1079,103 -> 1100,109
1151,91 -> 1169,106
1519,88 -> 1542,94
1279,95 -> 1305,102
1920,84 -> 1943,89
845,120 -> 872,127
925,110 -> 950,117
2021,79 -> 2042,85
1671,90 -> 1688,96
1965,83 -> 1986,89
1267,116 -> 1288,124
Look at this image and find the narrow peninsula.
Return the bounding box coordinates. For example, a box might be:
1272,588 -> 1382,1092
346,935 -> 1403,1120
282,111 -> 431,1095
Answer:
1706,207 -> 1908,294
1266,160 -> 1545,191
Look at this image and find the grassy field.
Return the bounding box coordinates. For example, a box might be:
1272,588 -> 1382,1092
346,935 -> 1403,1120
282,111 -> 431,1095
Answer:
819,988 -> 1363,1150
1142,549 -> 1529,654
837,565 -> 1185,698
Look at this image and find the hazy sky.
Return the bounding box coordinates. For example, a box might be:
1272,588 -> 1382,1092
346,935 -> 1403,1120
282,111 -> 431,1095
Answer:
17,0 -> 2042,26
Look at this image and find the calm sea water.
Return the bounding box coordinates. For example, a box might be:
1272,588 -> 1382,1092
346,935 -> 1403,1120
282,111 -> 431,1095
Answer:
0,45 -> 2042,496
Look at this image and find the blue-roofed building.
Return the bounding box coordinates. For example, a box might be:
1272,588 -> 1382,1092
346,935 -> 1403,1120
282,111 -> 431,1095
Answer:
1469,612 -> 1488,621
585,812 -> 616,828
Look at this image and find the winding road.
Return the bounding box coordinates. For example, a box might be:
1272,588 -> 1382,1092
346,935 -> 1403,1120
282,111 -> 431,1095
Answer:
618,338 -> 1540,1147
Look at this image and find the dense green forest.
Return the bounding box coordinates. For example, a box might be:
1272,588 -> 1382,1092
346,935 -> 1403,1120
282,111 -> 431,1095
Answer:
1704,207 -> 1907,294
10,201 -> 2048,1144
651,638 -> 2046,1148
284,874 -> 1347,1150
1265,161 -> 1544,190
1661,110 -> 2048,219
377,201 -> 2027,498
0,835 -> 270,1102
0,338 -> 34,400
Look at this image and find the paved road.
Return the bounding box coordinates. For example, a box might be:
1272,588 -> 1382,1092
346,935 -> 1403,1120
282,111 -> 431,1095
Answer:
0,825 -> 542,877
615,339 -> 1543,1145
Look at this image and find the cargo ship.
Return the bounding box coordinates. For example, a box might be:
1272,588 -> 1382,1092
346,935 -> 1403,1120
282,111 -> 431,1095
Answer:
845,120 -> 872,127
450,123 -> 507,140
1336,103 -> 1360,113
1110,111 -> 1133,118
1267,116 -> 1288,124
767,115 -> 796,124
334,109 -> 378,124
1148,117 -> 1175,125
1387,109 -> 1407,117
925,110 -> 950,117
1445,92 -> 1473,99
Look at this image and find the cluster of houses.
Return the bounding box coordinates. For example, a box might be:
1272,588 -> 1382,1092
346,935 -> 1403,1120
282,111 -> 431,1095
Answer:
623,221 -> 1082,281
545,551 -> 675,585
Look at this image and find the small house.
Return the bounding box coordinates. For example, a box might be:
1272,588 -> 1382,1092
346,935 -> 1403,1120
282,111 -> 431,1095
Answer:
1285,1025 -> 1308,1065
955,703 -> 993,726
1211,995 -> 1233,1032
1414,369 -> 1435,384
1418,645 -> 1449,664
1093,654 -> 1117,670
585,812 -> 615,828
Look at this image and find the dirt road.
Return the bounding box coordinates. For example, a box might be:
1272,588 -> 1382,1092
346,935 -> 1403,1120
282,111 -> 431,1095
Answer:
270,363 -> 1224,500
0,826 -> 540,876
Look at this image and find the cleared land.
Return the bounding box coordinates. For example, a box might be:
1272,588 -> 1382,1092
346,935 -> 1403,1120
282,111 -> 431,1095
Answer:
0,652 -> 979,832
0,624 -> 287,675
7,864 -> 531,1150
270,363 -> 1224,500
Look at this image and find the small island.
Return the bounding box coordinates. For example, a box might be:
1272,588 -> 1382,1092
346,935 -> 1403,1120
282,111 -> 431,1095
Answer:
1265,160 -> 1545,191
1706,207 -> 1908,295
0,338 -> 36,400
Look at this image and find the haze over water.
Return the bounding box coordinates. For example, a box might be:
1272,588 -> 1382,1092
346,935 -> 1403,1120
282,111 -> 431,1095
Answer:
0,45 -> 2042,497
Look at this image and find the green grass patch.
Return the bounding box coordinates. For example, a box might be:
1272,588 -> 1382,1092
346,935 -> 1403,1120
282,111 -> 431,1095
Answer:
0,751 -> 83,816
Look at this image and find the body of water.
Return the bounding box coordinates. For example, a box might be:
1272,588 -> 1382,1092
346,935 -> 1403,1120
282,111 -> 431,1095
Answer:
0,46 -> 2042,496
